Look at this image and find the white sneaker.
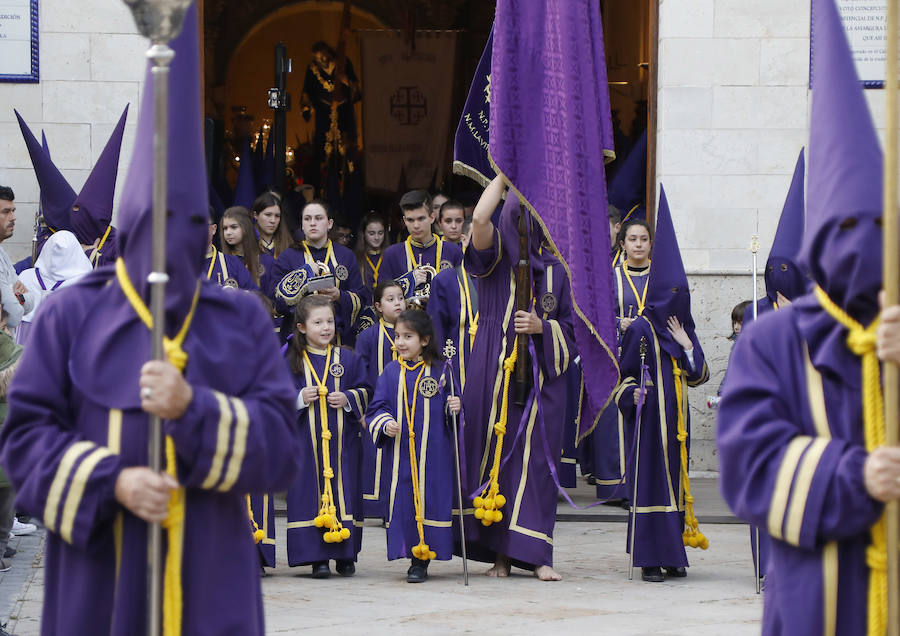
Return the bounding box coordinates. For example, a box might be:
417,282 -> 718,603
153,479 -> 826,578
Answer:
11,520 -> 35,536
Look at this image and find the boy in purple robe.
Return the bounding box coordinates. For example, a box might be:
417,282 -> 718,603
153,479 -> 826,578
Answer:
204,209 -> 259,291
270,200 -> 367,345
379,190 -> 463,301
0,6 -> 303,635
461,176 -> 575,581
616,188 -> 709,583
718,0 -> 900,632
285,296 -> 369,577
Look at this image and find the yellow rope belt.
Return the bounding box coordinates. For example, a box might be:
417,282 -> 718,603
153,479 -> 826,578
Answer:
115,258 -> 199,636
671,358 -> 709,551
815,285 -> 885,636
399,360 -> 435,560
305,347 -> 351,544
473,344 -> 517,525
246,496 -> 264,544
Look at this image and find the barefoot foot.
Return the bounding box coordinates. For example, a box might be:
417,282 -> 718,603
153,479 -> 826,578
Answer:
534,565 -> 562,581
485,555 -> 511,577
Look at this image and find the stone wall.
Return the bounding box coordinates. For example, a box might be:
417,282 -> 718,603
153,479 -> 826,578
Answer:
0,0 -> 144,261
657,0 -> 887,471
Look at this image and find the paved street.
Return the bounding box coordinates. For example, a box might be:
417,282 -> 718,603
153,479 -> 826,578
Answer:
0,479 -> 763,635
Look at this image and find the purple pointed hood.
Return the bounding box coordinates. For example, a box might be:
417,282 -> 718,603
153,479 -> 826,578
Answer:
41,131 -> 49,155
116,2 -> 208,327
799,0 -> 883,325
70,106 -> 129,245
15,111 -> 76,232
765,148 -> 807,301
608,130 -> 647,212
232,138 -> 257,208
643,186 -> 697,358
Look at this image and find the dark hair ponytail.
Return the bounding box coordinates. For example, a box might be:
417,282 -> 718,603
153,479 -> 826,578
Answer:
395,309 -> 442,364
287,295 -> 335,374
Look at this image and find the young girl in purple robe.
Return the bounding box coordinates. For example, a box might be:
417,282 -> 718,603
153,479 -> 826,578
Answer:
354,212 -> 391,293
285,295 -> 369,578
366,310 -> 461,583
356,280 -> 406,519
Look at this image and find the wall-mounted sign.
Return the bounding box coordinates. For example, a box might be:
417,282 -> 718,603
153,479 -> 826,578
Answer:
0,0 -> 38,83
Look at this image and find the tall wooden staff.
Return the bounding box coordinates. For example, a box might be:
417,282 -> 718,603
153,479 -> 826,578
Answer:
750,234 -> 762,595
513,206 -> 532,405
883,0 -> 899,631
120,2 -> 192,635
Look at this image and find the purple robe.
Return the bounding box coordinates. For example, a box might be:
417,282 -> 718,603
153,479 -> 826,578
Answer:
249,493 -> 276,568
558,363 -> 581,488
0,273 -> 302,636
718,301 -> 878,634
616,316 -> 709,568
461,224 -> 575,568
286,346 -> 369,566
354,321 -> 397,519
594,263 -> 649,499
204,247 -> 259,291
742,296 -> 777,327
367,360 -> 454,561
270,241 -> 367,345
426,265 -> 477,394
359,250 -> 384,294
379,237 -> 463,300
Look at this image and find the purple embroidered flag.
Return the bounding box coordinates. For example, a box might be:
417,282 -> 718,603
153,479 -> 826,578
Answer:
490,0 -> 618,443
453,29 -> 495,187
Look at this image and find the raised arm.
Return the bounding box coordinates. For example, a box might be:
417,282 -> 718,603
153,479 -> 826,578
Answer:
471,175 -> 506,251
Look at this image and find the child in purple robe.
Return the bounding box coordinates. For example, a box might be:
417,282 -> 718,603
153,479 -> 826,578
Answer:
270,199 -> 368,345
251,192 -> 293,260
366,310 -> 460,583
356,280 -> 405,519
354,212 -> 391,293
616,188 -> 709,583
285,295 -> 369,578
205,208 -> 259,291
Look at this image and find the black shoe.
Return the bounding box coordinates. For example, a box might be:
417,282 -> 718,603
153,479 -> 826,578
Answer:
641,566 -> 664,582
664,566 -> 687,578
311,561 -> 331,579
3,547 -> 14,559
586,476 -> 597,485
406,558 -> 429,583
336,560 -> 356,577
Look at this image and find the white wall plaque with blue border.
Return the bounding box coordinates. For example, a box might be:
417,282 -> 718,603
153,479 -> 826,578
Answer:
0,0 -> 39,83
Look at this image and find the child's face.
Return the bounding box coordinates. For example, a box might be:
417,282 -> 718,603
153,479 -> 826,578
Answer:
298,306 -> 335,348
364,222 -> 385,250
394,321 -> 428,360
376,287 -> 406,323
733,320 -> 742,335
439,208 -> 465,243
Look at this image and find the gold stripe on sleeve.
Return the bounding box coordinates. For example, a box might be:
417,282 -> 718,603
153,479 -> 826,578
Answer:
783,437 -> 830,546
767,436 -> 812,540
59,447 -> 115,544
44,441 -> 95,533
200,391 -> 234,490
219,397 -> 250,492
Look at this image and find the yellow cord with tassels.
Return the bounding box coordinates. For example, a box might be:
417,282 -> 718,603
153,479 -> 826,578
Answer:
671,358 -> 709,550
303,347 -> 351,545
399,360 -> 436,560
246,496 -> 265,544
815,285 -> 886,636
116,258 -> 199,636
473,344 -> 517,525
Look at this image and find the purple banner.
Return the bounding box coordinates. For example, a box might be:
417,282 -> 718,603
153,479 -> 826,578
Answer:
453,29 -> 495,186
489,0 -> 619,443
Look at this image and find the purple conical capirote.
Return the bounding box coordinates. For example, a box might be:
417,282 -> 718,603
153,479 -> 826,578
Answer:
608,130 -> 647,215
116,2 -> 208,323
765,148 -> 807,301
801,0 -> 883,322
643,185 -> 695,358
15,111 -> 76,232
70,105 -> 129,246
232,138 -> 257,208
41,131 -> 49,156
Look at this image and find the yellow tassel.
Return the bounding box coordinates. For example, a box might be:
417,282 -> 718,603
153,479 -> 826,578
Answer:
671,359 -> 708,551
116,259 -> 200,636
816,286 -> 885,636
